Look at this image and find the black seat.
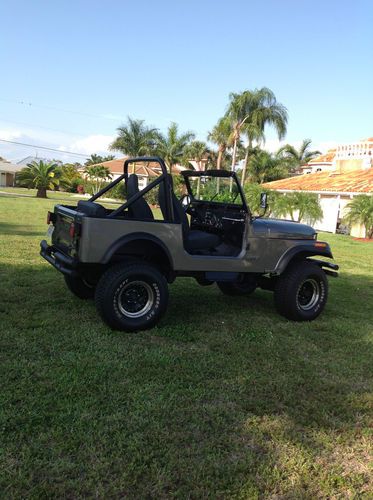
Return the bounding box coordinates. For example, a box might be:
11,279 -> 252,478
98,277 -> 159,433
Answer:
158,177 -> 221,252
77,200 -> 107,217
127,174 -> 154,220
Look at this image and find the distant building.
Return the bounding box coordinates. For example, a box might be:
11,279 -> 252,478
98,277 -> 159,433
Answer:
80,157 -> 187,189
0,159 -> 23,187
264,138 -> 373,238
299,149 -> 336,174
17,156 -> 63,166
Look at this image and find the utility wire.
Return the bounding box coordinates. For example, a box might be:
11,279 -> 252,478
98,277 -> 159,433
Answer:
0,118 -> 89,137
0,98 -> 124,121
0,138 -> 89,158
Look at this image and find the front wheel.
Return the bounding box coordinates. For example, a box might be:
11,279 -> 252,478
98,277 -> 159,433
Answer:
274,261 -> 328,321
95,262 -> 168,332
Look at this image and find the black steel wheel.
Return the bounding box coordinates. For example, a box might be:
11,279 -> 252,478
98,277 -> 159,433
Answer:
64,275 -> 95,299
95,262 -> 168,332
274,261 -> 328,321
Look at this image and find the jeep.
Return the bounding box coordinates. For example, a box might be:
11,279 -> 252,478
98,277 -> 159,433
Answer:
40,157 -> 339,331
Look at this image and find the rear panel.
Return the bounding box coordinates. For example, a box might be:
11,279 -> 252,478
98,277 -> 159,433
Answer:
51,206 -> 80,257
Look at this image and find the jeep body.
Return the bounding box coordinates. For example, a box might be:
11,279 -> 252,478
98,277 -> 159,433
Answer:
41,157 -> 338,331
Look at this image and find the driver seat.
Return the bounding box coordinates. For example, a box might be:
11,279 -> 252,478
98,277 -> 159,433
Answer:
158,176 -> 221,252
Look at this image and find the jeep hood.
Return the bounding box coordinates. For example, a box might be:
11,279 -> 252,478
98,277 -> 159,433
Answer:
251,218 -> 316,239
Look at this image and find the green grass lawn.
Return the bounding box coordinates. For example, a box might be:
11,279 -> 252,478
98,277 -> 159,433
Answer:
1,189 -> 372,498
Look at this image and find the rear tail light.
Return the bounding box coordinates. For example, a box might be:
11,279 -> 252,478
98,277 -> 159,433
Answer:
69,223 -> 75,238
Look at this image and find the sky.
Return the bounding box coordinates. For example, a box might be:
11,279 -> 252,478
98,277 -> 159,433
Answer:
0,0 -> 372,163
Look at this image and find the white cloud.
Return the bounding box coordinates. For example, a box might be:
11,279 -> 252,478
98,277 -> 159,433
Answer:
0,129 -> 22,141
59,134 -> 116,155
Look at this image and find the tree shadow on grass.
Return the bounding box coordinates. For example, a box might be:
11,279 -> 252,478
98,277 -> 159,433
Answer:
1,262 -> 372,497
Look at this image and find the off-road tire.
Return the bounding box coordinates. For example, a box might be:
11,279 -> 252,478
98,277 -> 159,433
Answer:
64,275 -> 95,299
274,261 -> 328,321
95,262 -> 168,332
217,276 -> 257,296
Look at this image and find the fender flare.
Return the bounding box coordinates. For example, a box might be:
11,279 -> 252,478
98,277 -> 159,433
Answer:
274,243 -> 333,275
102,232 -> 174,269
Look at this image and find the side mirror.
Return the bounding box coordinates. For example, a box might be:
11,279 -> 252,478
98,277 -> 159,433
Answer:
260,192 -> 268,210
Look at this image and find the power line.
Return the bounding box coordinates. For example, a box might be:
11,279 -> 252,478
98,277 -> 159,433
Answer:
0,138 -> 89,158
0,117 -> 89,138
0,98 -> 124,121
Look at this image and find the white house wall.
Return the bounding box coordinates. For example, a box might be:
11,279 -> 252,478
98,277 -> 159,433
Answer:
314,197 -> 340,233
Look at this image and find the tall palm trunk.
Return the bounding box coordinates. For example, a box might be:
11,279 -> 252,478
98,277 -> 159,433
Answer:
217,147 -> 224,170
231,138 -> 238,171
241,139 -> 253,185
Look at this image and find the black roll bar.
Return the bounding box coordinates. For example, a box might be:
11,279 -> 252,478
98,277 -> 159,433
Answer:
181,169 -> 249,215
88,156 -> 175,221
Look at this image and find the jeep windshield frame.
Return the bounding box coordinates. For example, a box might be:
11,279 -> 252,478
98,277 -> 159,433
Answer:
181,169 -> 249,214
88,156 -> 175,221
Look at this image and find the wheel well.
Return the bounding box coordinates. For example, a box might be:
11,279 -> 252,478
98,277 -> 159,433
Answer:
277,250 -> 331,275
109,239 -> 173,279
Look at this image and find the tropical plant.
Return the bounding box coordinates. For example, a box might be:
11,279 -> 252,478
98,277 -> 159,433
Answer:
16,160 -> 60,198
84,154 -> 115,166
59,164 -> 84,192
244,183 -> 277,215
272,192 -> 323,224
247,149 -> 290,184
84,165 -> 112,194
343,194 -> 373,238
109,117 -> 159,157
207,117 -> 233,170
278,139 -> 321,173
183,141 -> 210,171
156,122 -> 195,173
225,87 -> 288,183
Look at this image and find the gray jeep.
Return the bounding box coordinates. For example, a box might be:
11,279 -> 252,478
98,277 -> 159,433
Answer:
40,157 -> 338,331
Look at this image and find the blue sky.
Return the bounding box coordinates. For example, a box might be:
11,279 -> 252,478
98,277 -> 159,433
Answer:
0,0 -> 372,162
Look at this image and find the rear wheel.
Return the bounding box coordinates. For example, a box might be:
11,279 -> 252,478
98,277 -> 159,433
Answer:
217,275 -> 257,296
274,261 -> 328,321
95,262 -> 168,332
64,275 -> 95,299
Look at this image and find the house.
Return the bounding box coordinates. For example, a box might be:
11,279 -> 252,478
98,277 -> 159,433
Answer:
299,149 -> 336,174
17,156 -> 63,166
264,138 -> 373,237
80,157 -> 187,189
0,159 -> 23,187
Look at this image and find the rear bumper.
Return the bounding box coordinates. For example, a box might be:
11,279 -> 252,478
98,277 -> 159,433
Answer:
40,240 -> 78,276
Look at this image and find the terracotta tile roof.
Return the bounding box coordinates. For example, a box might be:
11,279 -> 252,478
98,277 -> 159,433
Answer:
308,149 -> 336,164
263,168 -> 373,194
81,158 -> 160,177
81,157 -> 186,176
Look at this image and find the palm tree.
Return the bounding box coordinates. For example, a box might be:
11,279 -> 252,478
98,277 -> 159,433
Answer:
225,88 -> 288,183
344,195 -> 373,239
272,192 -> 323,224
85,154 -> 115,166
278,139 -> 321,173
84,165 -> 112,194
207,117 -> 232,170
156,122 -> 195,173
110,117 -> 159,157
183,141 -> 210,171
248,149 -> 290,184
16,160 -> 60,198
